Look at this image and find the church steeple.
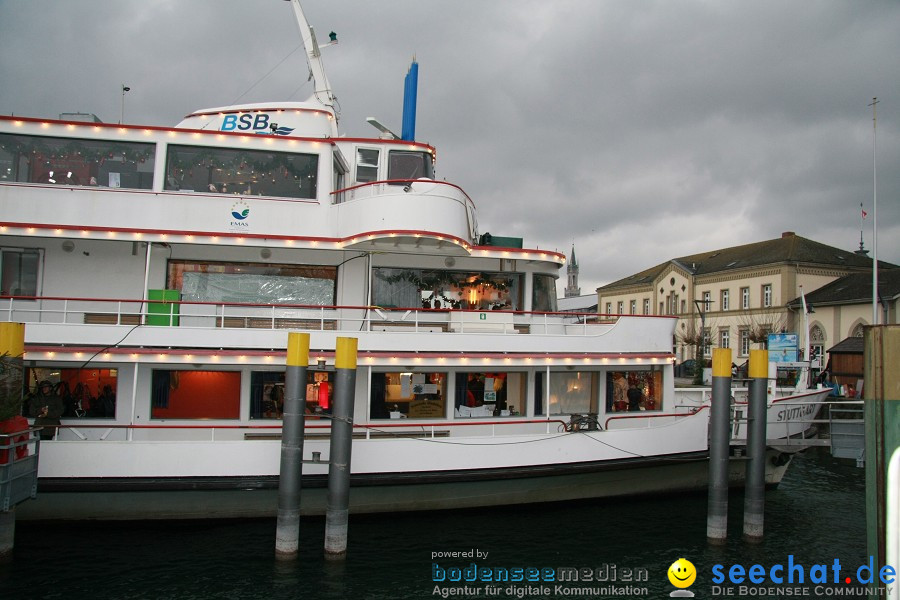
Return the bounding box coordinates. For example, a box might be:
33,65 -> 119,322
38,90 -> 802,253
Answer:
565,244 -> 581,297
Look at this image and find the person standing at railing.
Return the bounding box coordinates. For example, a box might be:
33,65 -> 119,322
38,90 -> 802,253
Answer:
30,381 -> 64,440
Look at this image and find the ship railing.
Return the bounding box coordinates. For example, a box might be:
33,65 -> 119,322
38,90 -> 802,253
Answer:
37,418 -> 571,443
604,407 -> 705,431
727,399 -> 865,449
331,178 -> 478,241
0,295 -> 619,337
332,179 -> 474,205
0,428 -> 41,511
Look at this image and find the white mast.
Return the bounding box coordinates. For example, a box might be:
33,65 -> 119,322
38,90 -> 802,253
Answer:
869,97 -> 879,324
799,285 -> 811,390
288,0 -> 338,115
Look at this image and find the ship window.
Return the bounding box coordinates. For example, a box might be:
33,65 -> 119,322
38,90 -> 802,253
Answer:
544,371 -> 597,415
0,132 -> 155,189
23,367 -> 118,419
607,370 -> 663,413
370,372 -> 447,419
164,145 -> 318,200
531,274 -> 558,312
249,370 -> 333,419
372,268 -> 522,311
387,150 -> 433,183
150,370 -> 240,419
0,247 -> 42,296
453,372 -> 525,418
355,148 -> 379,183
333,155 -> 347,203
167,260 -> 336,305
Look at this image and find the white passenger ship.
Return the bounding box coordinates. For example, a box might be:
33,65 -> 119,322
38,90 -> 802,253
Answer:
0,1 -> 825,520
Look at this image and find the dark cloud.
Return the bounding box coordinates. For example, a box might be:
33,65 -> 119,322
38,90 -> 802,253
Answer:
2,0 -> 897,293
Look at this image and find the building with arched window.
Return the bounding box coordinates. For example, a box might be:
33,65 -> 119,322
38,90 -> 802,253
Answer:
785,269 -> 900,393
597,232 -> 898,366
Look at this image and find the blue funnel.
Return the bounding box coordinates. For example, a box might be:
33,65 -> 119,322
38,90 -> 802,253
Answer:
401,59 -> 418,141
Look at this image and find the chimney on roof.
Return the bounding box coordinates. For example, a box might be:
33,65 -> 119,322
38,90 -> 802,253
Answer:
782,231 -> 795,238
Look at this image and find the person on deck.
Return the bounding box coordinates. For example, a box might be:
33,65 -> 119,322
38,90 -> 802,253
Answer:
627,384 -> 643,412
31,380 -> 64,440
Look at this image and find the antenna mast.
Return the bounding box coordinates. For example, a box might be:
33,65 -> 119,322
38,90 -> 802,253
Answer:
287,1 -> 338,115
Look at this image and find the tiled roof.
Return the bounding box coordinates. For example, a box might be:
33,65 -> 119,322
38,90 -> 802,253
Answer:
828,336 -> 864,354
599,232 -> 895,292
788,269 -> 900,307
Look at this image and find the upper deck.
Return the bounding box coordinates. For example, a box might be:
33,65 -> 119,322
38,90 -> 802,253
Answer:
0,114 -> 482,253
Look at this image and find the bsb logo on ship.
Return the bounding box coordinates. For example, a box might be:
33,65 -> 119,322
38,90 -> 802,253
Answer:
220,113 -> 294,136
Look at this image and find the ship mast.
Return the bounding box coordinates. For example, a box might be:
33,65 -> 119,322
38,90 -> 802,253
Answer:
287,0 -> 338,116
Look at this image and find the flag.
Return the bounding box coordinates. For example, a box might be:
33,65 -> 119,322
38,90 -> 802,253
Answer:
862,209 -> 868,219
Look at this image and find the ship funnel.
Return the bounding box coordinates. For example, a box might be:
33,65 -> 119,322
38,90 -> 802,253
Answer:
401,58 -> 418,141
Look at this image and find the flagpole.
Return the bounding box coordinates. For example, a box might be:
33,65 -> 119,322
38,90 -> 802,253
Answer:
869,97 -> 879,325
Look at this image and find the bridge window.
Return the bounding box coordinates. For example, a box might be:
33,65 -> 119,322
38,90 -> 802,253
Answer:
0,132 -> 154,189
532,274 -> 558,312
355,147 -> 379,183
164,145 -> 318,199
387,150 -> 433,182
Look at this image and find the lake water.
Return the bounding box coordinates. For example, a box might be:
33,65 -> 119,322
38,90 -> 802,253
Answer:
0,448 -> 870,599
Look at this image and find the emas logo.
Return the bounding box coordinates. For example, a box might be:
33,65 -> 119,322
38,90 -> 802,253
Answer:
668,558 -> 696,597
229,201 -> 250,231
231,201 -> 250,221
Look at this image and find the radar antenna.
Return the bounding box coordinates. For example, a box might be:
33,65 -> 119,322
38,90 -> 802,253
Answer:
287,1 -> 338,117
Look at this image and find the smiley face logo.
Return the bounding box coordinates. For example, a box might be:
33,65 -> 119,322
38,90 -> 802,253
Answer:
668,558 -> 696,589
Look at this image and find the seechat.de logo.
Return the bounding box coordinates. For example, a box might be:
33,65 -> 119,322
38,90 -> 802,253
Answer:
668,558 -> 696,597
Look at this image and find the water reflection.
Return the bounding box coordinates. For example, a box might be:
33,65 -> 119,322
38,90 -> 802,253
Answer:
1,449 -> 866,599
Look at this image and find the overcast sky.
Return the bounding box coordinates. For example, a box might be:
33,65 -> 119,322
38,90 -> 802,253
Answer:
2,0 -> 898,294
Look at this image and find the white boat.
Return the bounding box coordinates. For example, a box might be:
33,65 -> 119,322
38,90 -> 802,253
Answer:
0,1 -> 814,520
674,383 -> 832,452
